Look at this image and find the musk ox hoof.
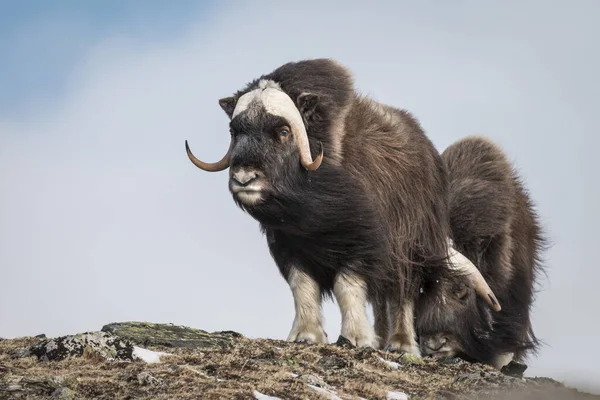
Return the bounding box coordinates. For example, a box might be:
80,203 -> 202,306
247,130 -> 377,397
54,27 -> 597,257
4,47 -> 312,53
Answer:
339,331 -> 379,349
384,340 -> 421,358
287,328 -> 328,345
383,345 -> 406,355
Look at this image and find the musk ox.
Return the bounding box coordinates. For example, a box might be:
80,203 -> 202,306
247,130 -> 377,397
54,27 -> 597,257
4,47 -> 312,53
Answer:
185,59 -> 498,353
414,136 -> 546,369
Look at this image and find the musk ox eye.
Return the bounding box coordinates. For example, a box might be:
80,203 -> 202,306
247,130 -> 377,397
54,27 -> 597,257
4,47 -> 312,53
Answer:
278,126 -> 290,137
454,284 -> 469,301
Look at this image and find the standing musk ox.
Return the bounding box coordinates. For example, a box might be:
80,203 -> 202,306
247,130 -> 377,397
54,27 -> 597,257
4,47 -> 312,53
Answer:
414,136 -> 546,369
185,59 -> 499,353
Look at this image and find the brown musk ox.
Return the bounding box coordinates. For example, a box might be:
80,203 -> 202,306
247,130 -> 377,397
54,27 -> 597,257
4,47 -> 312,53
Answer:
185,59 -> 498,353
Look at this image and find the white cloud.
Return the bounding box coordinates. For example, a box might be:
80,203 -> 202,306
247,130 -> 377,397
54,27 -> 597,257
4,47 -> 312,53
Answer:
1,0 -> 598,392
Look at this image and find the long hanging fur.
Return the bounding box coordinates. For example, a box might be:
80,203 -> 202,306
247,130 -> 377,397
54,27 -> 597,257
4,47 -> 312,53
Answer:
233,59 -> 453,298
415,136 -> 547,366
192,58 -> 456,349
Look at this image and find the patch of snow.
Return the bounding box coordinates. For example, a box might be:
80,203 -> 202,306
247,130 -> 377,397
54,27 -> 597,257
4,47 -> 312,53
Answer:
387,391 -> 409,400
132,346 -> 170,364
307,384 -> 342,400
253,390 -> 282,400
378,356 -> 402,369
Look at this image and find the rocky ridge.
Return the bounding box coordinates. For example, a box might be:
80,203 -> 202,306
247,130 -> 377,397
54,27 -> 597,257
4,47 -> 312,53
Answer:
0,322 -> 597,399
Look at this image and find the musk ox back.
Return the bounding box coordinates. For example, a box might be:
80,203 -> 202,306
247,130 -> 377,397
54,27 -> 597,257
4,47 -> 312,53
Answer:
415,136 -> 546,369
185,59 -> 496,353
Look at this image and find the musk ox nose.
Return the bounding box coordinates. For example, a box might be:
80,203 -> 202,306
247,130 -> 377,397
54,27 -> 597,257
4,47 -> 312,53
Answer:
424,336 -> 447,352
232,170 -> 259,187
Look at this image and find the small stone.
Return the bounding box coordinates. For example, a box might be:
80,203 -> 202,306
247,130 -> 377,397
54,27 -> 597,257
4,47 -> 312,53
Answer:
501,360 -> 528,378
378,356 -> 402,370
35,334 -> 47,339
137,371 -> 162,386
297,374 -> 331,389
439,356 -> 464,365
51,387 -> 75,399
335,335 -> 355,348
387,392 -> 409,400
253,390 -> 283,400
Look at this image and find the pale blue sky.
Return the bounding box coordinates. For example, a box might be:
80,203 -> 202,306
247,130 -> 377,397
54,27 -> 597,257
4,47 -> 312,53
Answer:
0,0 -> 215,116
0,0 -> 598,394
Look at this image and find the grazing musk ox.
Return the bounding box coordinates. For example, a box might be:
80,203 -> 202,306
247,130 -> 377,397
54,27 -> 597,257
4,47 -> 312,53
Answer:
414,136 -> 546,368
185,59 -> 499,352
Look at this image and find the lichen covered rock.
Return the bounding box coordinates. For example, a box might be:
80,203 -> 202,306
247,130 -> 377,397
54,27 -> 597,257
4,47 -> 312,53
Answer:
101,321 -> 241,350
30,331 -> 134,362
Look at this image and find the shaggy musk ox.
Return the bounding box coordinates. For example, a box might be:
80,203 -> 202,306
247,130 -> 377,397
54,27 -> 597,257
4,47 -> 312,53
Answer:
185,59 -> 499,353
415,136 -> 546,369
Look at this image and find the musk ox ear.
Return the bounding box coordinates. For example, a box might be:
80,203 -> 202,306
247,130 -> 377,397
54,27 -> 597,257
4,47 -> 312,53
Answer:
296,92 -> 320,120
218,96 -> 237,119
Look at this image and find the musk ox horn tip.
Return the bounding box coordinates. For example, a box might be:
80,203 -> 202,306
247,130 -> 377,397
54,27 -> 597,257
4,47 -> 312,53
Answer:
303,141 -> 324,171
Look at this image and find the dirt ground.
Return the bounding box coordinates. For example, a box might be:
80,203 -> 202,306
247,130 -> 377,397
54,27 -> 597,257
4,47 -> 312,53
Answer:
1,323 -> 598,400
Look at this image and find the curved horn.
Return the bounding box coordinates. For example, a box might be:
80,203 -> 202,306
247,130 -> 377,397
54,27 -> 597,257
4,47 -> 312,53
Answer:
447,247 -> 502,312
296,138 -> 324,171
185,139 -> 232,172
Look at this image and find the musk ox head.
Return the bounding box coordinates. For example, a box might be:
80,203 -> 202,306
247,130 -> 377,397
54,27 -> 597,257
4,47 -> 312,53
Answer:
185,79 -> 323,208
416,276 -> 495,363
415,244 -> 502,364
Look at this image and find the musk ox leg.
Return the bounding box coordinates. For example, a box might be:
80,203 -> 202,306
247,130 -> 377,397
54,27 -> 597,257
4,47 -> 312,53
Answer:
286,268 -> 328,344
385,298 -> 421,356
372,294 -> 390,348
333,273 -> 379,348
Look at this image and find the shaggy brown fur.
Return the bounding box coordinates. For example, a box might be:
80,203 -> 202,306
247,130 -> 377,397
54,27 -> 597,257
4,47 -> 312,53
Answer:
415,136 -> 546,368
187,58 -> 454,353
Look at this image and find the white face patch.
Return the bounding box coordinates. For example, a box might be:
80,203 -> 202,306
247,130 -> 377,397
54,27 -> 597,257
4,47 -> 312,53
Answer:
231,81 -> 312,156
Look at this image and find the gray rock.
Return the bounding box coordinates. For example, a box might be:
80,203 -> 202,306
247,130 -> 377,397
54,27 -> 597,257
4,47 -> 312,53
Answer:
137,371 -> 162,386
501,360 -> 528,378
30,331 -> 134,362
13,348 -> 31,358
101,321 -> 241,349
335,335 -> 355,348
51,387 -> 75,399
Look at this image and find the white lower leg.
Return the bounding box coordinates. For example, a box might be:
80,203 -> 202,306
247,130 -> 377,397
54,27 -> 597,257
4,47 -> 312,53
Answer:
333,273 -> 378,348
286,268 -> 327,344
388,299 -> 421,356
